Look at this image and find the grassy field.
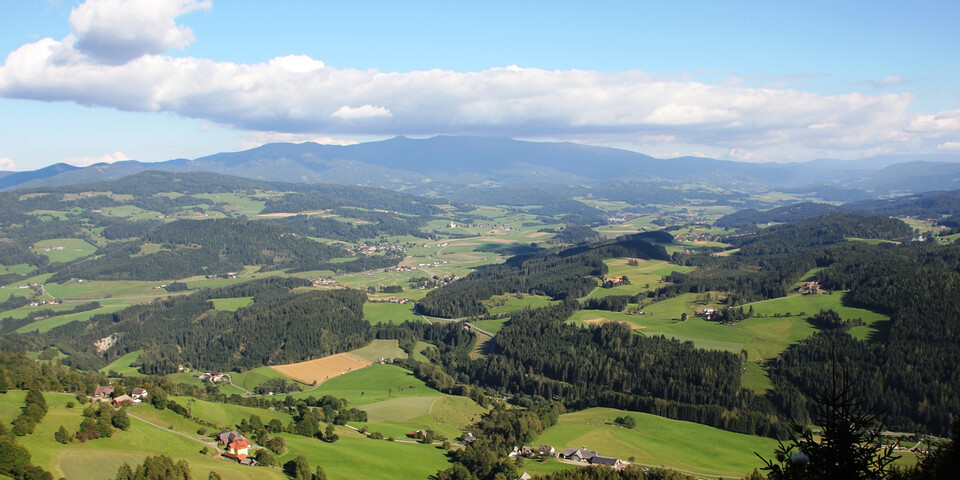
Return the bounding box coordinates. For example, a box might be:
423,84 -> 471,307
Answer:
362,301 -> 424,325
169,395 -> 293,429
277,432 -> 451,480
100,350 -> 144,377
16,303 -> 129,333
311,364 -> 439,406
745,292 -> 890,341
483,294 -> 559,315
470,317 -> 510,334
534,407 -> 779,478
359,395 -> 487,441
30,238 -> 97,263
586,259 -> 692,299
230,366 -> 296,392
350,339 -> 408,362
209,296 -> 254,311
1,391 -> 284,480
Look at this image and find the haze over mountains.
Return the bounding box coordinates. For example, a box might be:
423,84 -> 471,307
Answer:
4,136 -> 960,196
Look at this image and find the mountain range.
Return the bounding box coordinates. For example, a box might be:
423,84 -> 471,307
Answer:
4,136 -> 960,196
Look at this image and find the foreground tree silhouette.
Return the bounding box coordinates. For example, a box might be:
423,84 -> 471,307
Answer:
757,358 -> 898,480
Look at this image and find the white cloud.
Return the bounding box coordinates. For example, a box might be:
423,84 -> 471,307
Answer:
0,157 -> 15,170
65,151 -> 130,167
69,0 -> 211,64
938,141 -> 960,151
331,105 -> 393,120
857,75 -> 906,89
239,132 -> 359,150
0,0 -> 958,162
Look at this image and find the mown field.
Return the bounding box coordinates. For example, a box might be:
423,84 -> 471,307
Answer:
534,407 -> 779,478
0,391 -> 285,480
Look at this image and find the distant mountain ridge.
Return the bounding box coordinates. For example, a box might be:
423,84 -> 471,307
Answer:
4,136 -> 960,195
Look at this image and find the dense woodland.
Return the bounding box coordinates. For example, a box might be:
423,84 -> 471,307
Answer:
417,234 -> 669,318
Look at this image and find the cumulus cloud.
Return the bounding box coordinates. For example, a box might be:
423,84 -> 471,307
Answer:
938,142 -> 960,151
331,105 -> 393,120
65,151 -> 130,167
0,157 -> 15,170
70,0 -> 211,64
239,132 -> 360,150
0,0 -> 958,162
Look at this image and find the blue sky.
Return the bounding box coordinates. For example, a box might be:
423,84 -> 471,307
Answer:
1,0 -> 958,170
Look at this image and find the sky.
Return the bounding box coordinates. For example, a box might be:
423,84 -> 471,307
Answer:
0,1 -> 959,170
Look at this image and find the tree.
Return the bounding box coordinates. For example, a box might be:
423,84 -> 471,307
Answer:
112,408 -> 131,431
0,440 -> 31,477
252,448 -> 276,467
284,455 -> 311,480
313,465 -> 328,480
757,358 -> 897,479
54,425 -> 71,444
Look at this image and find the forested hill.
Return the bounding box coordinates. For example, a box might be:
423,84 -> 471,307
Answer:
715,188 -> 960,228
47,218 -> 353,282
46,278 -> 370,373
769,242 -> 960,435
714,202 -> 841,229
417,233 -> 669,318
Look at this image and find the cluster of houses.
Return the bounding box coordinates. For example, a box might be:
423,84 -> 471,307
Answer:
92,385 -> 148,406
218,430 -> 255,465
195,372 -> 226,383
369,297 -> 410,304
507,443 -> 626,470
797,281 -> 829,295
696,308 -> 718,320
347,242 -> 406,257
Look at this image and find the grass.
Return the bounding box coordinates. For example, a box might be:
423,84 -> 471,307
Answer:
359,395 -> 487,441
411,341 -> 435,363
30,238 -> 97,263
230,366 -> 296,392
1,391 -> 284,480
745,292 -> 890,341
209,296 -> 254,312
169,395 -> 292,429
15,303 -> 129,333
470,317 -> 509,334
310,364 -> 440,406
100,350 -> 144,377
585,259 -> 692,299
362,302 -> 425,325
534,407 -> 779,478
277,432 -> 451,480
350,339 -> 408,363
483,294 -> 559,315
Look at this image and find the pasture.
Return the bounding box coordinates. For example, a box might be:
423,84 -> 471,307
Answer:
362,301 -> 424,325
349,339 -> 407,363
100,350 -> 144,377
312,364 -> 439,406
209,296 -> 254,311
169,395 -> 293,428
16,303 -> 129,333
0,391 -> 284,480
277,432 -> 451,480
534,407 -> 779,478
483,293 -> 558,315
30,238 -> 97,263
359,395 -> 487,440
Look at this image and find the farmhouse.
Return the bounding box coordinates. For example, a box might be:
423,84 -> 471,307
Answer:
130,388 -> 148,399
218,430 -> 251,460
797,281 -> 821,295
463,432 -> 477,444
112,394 -> 136,406
562,447 -> 598,462
93,386 -> 115,398
537,444 -> 557,456
590,456 -> 625,468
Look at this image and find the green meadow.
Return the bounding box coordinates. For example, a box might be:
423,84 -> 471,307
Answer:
30,238 -> 97,263
470,317 -> 510,334
277,431 -> 451,480
0,391 -> 284,480
586,259 -> 692,299
483,293 -> 559,315
350,339 -> 407,363
359,395 -> 487,441
362,301 -> 424,325
100,350 -> 144,377
16,303 -> 129,333
534,407 -> 779,478
169,395 -> 292,428
209,296 -> 254,311
311,364 -> 439,406
230,366 -> 295,392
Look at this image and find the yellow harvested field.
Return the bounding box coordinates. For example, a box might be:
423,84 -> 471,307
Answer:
270,353 -> 372,385
527,231 -> 551,238
257,212 -> 297,218
608,257 -> 647,265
